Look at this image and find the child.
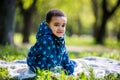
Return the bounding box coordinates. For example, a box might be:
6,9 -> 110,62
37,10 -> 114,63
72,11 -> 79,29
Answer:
27,9 -> 77,75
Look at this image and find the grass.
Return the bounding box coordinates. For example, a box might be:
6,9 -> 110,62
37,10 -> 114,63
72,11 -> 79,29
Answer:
35,65 -> 120,80
0,45 -> 120,80
0,45 -> 119,62
0,67 -> 119,80
0,33 -> 119,79
0,45 -> 27,61
65,35 -> 95,46
14,33 -> 120,48
69,51 -> 120,61
0,67 -> 10,80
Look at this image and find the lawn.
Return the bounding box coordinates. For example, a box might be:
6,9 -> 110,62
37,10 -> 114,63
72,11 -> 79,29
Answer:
14,33 -> 120,49
0,33 -> 120,79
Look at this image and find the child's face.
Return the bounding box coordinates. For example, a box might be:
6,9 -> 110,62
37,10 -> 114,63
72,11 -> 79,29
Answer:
47,16 -> 67,37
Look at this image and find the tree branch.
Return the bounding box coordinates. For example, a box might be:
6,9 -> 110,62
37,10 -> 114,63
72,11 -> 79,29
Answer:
91,0 -> 98,17
17,0 -> 25,14
102,0 -> 108,14
28,0 -> 37,12
108,0 -> 120,16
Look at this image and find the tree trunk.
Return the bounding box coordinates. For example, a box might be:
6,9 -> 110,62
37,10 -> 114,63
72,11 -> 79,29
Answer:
92,0 -> 120,44
95,14 -> 108,44
91,0 -> 99,38
18,0 -> 37,43
0,0 -> 16,46
117,27 -> 120,42
22,12 -> 32,43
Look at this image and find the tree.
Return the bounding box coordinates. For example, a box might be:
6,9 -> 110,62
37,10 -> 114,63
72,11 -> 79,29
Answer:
117,27 -> 120,42
92,0 -> 120,44
91,0 -> 99,38
0,0 -> 16,46
17,0 -> 37,43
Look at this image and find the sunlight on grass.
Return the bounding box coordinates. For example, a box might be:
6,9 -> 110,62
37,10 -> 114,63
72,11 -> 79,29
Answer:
105,38 -> 120,49
14,33 -> 36,45
35,64 -> 120,80
65,35 -> 95,46
1,35 -> 120,79
0,46 -> 27,61
14,33 -> 23,45
14,33 -> 95,46
69,51 -> 120,61
0,67 -> 10,80
29,33 -> 36,44
14,33 -> 120,50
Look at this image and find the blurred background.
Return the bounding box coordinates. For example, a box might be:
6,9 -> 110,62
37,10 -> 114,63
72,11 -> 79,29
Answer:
0,0 -> 120,61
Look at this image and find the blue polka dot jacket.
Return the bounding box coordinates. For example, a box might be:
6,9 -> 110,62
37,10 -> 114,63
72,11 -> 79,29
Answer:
27,21 -> 76,75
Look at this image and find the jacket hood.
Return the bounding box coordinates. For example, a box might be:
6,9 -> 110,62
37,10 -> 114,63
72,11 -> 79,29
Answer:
36,21 -> 52,39
36,21 -> 65,39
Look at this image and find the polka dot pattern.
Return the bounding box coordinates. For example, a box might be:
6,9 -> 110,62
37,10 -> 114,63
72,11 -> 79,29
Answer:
27,21 -> 76,75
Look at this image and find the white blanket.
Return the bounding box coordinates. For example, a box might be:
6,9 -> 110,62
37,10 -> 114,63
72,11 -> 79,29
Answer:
0,57 -> 120,79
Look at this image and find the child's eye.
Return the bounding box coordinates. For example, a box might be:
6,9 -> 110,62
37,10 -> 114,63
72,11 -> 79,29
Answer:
54,24 -> 59,26
62,25 -> 66,27
54,23 -> 59,27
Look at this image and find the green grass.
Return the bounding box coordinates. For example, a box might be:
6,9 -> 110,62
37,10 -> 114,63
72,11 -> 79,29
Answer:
65,35 -> 95,46
0,45 -> 119,61
35,65 -> 120,80
0,66 -> 119,80
69,51 -> 120,61
0,67 -> 10,80
0,45 -> 120,80
34,62 -> 120,80
0,45 -> 27,61
14,33 -> 36,45
0,33 -> 119,79
14,33 -> 120,49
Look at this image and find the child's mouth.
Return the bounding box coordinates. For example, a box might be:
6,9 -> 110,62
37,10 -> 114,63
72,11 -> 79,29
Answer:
57,32 -> 63,34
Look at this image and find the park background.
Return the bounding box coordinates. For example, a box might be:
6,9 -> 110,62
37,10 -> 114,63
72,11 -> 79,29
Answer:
0,0 -> 120,69
0,0 -> 120,79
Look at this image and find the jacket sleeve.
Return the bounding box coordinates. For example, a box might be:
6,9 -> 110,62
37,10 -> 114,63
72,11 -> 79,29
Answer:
61,48 -> 77,75
36,36 -> 53,57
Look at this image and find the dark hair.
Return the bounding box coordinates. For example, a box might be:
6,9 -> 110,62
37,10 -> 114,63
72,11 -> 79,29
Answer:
46,9 -> 66,23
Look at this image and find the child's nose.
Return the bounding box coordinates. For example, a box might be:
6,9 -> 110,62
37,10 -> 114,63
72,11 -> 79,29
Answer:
59,26 -> 63,30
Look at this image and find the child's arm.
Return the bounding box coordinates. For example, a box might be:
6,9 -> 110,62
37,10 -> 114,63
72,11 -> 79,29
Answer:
36,36 -> 52,57
27,36 -> 53,70
61,48 -> 76,75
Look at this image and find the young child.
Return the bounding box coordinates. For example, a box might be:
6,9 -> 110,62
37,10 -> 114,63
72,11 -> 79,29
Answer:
27,9 -> 76,75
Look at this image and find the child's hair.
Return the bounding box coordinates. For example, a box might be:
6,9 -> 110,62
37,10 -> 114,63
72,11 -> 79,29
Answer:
46,9 -> 66,23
